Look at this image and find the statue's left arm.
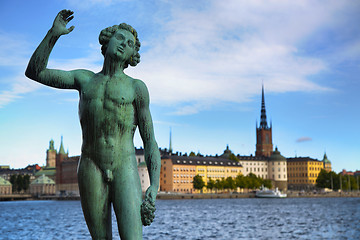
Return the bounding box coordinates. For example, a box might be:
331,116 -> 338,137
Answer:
135,79 -> 161,225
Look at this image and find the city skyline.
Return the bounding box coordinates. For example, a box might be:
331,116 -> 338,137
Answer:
0,1 -> 359,172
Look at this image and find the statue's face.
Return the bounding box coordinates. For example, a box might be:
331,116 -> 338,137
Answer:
106,29 -> 135,62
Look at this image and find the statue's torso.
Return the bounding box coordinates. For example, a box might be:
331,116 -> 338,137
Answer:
78,73 -> 137,170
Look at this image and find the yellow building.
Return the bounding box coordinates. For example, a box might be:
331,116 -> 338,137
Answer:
160,154 -> 242,193
287,157 -> 324,190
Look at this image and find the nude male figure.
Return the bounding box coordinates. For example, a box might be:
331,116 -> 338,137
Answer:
26,10 -> 160,239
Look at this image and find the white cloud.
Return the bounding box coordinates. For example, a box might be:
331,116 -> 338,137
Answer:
0,75 -> 40,108
0,32 -> 40,107
126,0 -> 348,114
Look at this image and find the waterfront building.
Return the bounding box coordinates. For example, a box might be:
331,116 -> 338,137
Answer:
256,85 -> 273,157
287,157 -> 324,190
160,153 -> 242,193
56,156 -> 79,196
237,147 -> 287,190
237,86 -> 287,190
0,167 -> 36,182
0,176 -> 12,195
30,174 -> 56,195
322,153 -> 332,172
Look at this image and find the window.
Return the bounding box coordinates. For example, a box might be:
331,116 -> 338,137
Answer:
278,175 -> 280,178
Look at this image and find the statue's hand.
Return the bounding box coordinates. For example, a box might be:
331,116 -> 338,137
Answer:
141,185 -> 157,226
52,9 -> 75,36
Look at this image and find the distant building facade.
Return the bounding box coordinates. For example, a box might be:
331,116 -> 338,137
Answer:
322,153 -> 332,172
287,157 -> 324,190
30,174 -> 56,195
160,154 -> 243,193
0,176 -> 12,195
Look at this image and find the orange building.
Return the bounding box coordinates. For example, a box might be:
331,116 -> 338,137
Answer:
287,157 -> 324,190
160,154 -> 242,193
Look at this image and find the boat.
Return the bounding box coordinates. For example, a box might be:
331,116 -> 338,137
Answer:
255,187 -> 287,198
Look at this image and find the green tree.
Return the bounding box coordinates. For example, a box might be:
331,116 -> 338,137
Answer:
215,178 -> 225,192
262,179 -> 272,189
23,175 -> 30,192
207,178 -> 215,191
224,177 -> 237,191
10,175 -> 17,192
16,175 -> 24,193
247,173 -> 262,189
316,169 -> 330,188
193,175 -> 205,192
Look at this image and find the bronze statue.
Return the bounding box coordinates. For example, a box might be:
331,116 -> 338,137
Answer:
26,9 -> 160,239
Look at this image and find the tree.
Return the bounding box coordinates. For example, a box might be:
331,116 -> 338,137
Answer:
16,175 -> 24,193
193,175 -> 205,192
247,173 -> 262,189
207,178 -> 215,191
224,177 -> 237,191
262,179 -> 272,189
214,178 -> 225,192
23,175 -> 30,192
316,169 -> 329,188
10,175 -> 17,192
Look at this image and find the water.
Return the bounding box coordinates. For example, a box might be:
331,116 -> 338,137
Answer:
0,198 -> 359,239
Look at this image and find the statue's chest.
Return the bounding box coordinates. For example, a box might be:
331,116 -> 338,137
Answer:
81,79 -> 134,112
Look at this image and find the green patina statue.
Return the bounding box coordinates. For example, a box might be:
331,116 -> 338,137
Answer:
26,10 -> 160,239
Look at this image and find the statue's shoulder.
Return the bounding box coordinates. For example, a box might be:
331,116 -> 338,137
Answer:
132,78 -> 148,92
74,69 -> 96,86
132,78 -> 150,103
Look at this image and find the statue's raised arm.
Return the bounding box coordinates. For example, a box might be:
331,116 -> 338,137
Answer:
25,10 -> 93,90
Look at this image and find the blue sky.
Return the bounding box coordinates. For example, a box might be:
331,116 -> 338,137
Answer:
0,0 -> 359,172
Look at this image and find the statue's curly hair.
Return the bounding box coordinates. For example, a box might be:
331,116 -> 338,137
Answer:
99,23 -> 141,68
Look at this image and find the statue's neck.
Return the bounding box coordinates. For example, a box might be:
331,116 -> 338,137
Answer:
101,56 -> 126,77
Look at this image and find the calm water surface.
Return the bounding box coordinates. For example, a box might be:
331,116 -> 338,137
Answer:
0,198 -> 359,239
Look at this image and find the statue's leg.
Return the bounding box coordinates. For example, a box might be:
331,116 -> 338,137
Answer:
78,157 -> 112,239
112,162 -> 142,240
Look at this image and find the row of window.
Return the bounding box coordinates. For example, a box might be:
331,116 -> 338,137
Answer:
246,168 -> 268,172
288,167 -> 322,171
287,173 -> 319,177
173,167 -> 196,172
289,162 -> 322,166
174,180 -> 192,183
241,162 -> 267,166
173,174 -> 195,178
289,179 -> 316,183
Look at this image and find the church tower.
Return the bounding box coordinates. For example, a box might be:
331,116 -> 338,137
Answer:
255,85 -> 273,157
56,136 -> 68,188
46,139 -> 56,168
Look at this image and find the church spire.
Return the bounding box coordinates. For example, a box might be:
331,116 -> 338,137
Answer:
259,84 -> 269,129
59,136 -> 66,155
169,127 -> 173,153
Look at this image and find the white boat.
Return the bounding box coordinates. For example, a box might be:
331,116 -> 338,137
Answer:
256,187 -> 287,198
